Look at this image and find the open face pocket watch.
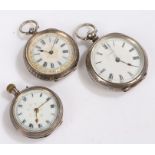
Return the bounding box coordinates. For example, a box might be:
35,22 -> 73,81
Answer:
75,23 -> 148,92
19,20 -> 79,81
7,84 -> 63,139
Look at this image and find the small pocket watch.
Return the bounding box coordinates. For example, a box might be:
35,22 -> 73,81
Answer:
75,23 -> 148,92
19,20 -> 79,81
6,84 -> 63,139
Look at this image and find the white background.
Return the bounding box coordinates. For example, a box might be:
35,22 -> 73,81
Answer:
0,11 -> 155,144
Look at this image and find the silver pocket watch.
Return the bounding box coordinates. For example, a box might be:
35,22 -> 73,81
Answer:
7,84 -> 63,139
75,23 -> 148,92
19,20 -> 79,81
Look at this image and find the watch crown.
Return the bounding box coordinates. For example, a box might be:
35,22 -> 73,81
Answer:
7,84 -> 20,96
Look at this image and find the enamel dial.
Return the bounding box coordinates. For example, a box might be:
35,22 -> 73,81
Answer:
25,29 -> 79,80
87,33 -> 147,90
9,86 -> 63,138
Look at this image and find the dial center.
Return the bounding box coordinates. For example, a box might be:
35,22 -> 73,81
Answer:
49,50 -> 54,55
115,57 -> 120,63
34,108 -> 39,113
42,47 -> 60,61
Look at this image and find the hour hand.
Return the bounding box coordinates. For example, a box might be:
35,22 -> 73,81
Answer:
118,58 -> 138,67
34,108 -> 39,123
38,49 -> 48,53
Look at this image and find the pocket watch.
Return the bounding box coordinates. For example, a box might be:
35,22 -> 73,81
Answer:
19,20 -> 79,81
75,23 -> 148,92
6,84 -> 63,139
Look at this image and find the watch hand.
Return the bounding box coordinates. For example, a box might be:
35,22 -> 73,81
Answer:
115,57 -> 138,67
38,97 -> 51,109
126,63 -> 139,68
38,49 -> 49,53
40,38 -> 58,55
106,43 -> 117,58
38,49 -> 54,55
34,108 -> 39,123
120,60 -> 138,67
51,37 -> 58,51
38,38 -> 58,54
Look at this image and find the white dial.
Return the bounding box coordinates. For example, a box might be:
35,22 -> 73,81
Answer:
13,88 -> 60,132
91,36 -> 145,84
27,31 -> 77,75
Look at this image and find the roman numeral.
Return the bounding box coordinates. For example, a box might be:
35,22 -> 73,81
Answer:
63,50 -> 68,53
51,63 -> 54,68
103,44 -> 108,49
22,119 -> 26,124
40,93 -> 43,97
129,48 -> 134,52
29,123 -> 33,128
18,113 -> 22,116
119,74 -> 124,82
46,120 -> 50,124
57,61 -> 62,66
122,42 -> 125,48
36,45 -> 41,49
54,38 -> 59,44
22,96 -> 27,102
38,124 -> 43,128
43,62 -> 47,67
37,58 -> 42,63
96,61 -> 102,64
46,97 -> 51,102
108,73 -> 113,81
113,41 -> 115,46
18,104 -> 23,108
41,40 -> 46,45
100,68 -> 106,74
128,72 -> 133,77
61,43 -> 65,47
133,56 -> 140,60
50,104 -> 55,108
96,52 -> 103,55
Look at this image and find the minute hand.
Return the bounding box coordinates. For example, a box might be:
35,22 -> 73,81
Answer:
51,37 -> 58,51
119,59 -> 138,67
107,43 -> 117,58
38,98 -> 51,109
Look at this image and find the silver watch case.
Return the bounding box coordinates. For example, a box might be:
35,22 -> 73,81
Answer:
86,33 -> 148,92
24,29 -> 79,81
10,86 -> 63,139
